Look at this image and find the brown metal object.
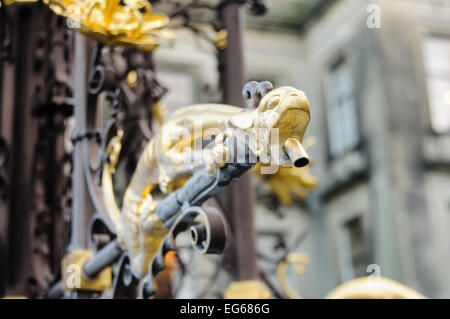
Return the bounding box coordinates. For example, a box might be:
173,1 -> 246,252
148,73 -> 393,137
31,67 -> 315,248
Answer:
0,4 -> 81,298
218,1 -> 258,282
28,9 -> 74,295
1,5 -> 70,297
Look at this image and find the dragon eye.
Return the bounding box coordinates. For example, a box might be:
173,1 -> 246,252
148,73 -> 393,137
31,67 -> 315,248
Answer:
267,97 -> 280,109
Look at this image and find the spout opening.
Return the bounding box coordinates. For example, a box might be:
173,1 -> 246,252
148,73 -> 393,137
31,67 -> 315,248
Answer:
294,157 -> 309,168
284,137 -> 310,168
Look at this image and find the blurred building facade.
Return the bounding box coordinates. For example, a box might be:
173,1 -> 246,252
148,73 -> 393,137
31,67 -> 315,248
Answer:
156,0 -> 450,298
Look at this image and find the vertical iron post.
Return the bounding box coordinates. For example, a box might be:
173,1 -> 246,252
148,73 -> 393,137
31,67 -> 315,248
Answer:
70,32 -> 88,249
218,2 -> 259,281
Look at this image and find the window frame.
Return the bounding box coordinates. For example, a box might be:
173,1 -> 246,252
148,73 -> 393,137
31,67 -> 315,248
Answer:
322,53 -> 363,162
327,202 -> 369,284
420,33 -> 450,136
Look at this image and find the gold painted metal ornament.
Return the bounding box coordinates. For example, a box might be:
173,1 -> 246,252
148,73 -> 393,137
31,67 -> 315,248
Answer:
277,253 -> 309,299
44,0 -> 170,51
254,137 -> 317,205
102,85 -> 312,277
276,254 -> 426,299
326,277 -> 427,299
223,280 -> 272,299
214,29 -> 227,50
61,249 -> 112,292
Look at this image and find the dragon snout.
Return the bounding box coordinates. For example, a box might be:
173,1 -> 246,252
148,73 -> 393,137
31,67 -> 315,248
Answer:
283,93 -> 309,112
284,138 -> 309,167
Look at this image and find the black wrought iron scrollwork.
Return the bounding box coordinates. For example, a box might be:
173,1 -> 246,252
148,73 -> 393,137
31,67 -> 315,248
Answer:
30,0 -> 271,299
28,11 -> 75,294
143,205 -> 227,298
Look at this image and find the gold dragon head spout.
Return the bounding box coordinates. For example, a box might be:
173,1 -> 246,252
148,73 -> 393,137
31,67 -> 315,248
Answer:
231,82 -> 311,168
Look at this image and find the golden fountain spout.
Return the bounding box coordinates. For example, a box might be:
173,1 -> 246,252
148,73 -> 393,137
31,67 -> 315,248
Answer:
102,82 -> 313,276
284,137 -> 309,168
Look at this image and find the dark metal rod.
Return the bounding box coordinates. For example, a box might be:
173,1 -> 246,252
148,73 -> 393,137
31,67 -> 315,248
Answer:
45,281 -> 64,299
218,1 -> 259,281
156,168 -> 217,225
70,32 -> 88,249
83,239 -> 123,279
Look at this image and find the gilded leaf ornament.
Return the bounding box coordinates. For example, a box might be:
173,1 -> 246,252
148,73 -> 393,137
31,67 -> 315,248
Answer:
44,0 -> 171,51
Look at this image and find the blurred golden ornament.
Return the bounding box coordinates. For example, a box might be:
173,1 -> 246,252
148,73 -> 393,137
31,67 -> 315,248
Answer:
126,69 -> 138,88
326,277 -> 427,299
254,136 -> 317,205
224,280 -> 272,299
277,253 -> 309,299
44,0 -> 170,51
1,0 -> 38,5
214,29 -> 227,50
277,253 -> 427,299
152,100 -> 167,126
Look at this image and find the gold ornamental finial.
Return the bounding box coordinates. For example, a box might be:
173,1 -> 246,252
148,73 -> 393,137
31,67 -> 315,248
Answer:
45,0 -> 170,51
326,277 -> 427,299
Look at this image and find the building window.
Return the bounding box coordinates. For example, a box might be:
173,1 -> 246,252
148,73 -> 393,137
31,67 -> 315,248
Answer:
338,216 -> 366,281
423,35 -> 450,134
325,58 -> 360,158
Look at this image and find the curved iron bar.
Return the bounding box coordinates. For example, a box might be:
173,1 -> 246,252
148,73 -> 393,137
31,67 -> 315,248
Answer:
142,205 -> 227,298
140,137 -> 256,297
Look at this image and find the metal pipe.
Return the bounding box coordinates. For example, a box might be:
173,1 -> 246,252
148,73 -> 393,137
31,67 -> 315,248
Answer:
284,137 -> 309,167
155,168 -> 217,225
83,240 -> 123,279
45,281 -> 64,299
218,1 -> 259,282
70,32 -> 88,249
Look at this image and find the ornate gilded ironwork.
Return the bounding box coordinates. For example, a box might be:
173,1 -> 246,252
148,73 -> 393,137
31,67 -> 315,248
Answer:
0,0 -> 283,299
44,0 -> 170,51
88,80 -> 313,298
102,82 -> 311,278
